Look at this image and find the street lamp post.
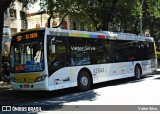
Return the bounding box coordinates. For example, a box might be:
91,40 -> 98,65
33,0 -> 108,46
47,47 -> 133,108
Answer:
140,0 -> 144,36
40,0 -> 42,26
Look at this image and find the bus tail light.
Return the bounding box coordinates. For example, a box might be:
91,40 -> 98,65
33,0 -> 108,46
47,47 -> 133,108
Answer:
35,75 -> 47,82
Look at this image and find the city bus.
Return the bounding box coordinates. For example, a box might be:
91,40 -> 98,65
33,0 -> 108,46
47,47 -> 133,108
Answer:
10,28 -> 157,91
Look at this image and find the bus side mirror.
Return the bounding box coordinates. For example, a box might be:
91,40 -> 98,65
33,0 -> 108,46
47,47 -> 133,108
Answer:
51,38 -> 55,53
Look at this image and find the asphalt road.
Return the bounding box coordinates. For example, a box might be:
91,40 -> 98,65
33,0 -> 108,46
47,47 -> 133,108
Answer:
0,70 -> 160,112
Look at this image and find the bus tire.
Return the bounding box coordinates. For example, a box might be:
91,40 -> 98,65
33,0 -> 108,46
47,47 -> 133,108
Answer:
134,65 -> 142,80
78,71 -> 91,91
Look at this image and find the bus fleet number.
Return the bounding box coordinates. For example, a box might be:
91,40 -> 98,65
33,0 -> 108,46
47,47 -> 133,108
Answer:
93,68 -> 104,75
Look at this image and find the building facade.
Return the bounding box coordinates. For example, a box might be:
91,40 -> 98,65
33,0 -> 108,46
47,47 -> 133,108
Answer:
27,12 -> 81,30
3,1 -> 27,57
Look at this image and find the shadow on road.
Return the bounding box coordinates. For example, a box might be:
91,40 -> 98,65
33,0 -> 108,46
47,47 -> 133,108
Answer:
152,70 -> 160,80
0,87 -> 98,113
0,86 -> 98,105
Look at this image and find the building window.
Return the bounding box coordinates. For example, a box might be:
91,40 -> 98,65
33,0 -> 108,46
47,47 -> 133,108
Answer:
10,9 -> 17,19
3,26 -> 10,36
4,10 -> 8,15
61,21 -> 67,29
20,11 -> 26,20
73,21 -> 76,30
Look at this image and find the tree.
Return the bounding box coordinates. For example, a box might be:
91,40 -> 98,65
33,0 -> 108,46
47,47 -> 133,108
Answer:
0,0 -> 14,81
0,0 -> 37,81
41,0 -> 128,31
71,0 -> 121,31
113,0 -> 139,33
41,0 -> 76,28
41,0 -> 143,32
142,0 -> 160,37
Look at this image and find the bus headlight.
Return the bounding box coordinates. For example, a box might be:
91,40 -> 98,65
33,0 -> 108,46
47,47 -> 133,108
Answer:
35,75 -> 47,82
12,78 -> 16,82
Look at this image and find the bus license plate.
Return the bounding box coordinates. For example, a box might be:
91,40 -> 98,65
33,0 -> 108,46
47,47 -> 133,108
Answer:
23,84 -> 30,88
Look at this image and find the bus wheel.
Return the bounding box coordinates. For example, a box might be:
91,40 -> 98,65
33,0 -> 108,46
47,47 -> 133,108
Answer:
134,65 -> 142,79
78,71 -> 91,91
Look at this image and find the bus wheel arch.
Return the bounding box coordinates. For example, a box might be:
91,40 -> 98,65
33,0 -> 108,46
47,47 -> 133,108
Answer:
134,64 -> 142,79
77,68 -> 93,91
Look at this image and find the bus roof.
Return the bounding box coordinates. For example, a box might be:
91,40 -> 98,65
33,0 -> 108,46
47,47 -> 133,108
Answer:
47,28 -> 154,42
12,28 -> 45,37
12,27 -> 154,42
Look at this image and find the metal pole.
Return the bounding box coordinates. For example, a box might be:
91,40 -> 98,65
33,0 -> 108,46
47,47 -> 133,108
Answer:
40,0 -> 42,26
140,0 -> 144,36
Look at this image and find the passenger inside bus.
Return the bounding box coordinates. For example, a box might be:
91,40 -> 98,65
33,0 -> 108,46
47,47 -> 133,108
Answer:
33,45 -> 42,63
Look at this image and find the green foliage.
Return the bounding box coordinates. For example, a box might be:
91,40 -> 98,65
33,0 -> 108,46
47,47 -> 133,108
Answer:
5,0 -> 160,36
40,0 -> 141,32
40,0 -> 160,41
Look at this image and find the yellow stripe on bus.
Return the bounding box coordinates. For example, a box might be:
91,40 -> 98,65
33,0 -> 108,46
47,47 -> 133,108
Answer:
14,73 -> 40,83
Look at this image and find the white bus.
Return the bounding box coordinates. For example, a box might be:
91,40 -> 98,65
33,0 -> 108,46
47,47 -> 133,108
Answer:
10,28 -> 157,91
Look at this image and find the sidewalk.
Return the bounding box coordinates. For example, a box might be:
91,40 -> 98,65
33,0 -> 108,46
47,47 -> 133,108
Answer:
0,81 -> 11,89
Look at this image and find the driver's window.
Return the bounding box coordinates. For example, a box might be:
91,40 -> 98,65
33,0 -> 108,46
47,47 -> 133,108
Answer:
14,46 -> 20,64
26,46 -> 31,61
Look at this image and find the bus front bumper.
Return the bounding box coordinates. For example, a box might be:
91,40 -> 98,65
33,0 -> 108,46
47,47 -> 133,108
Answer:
11,81 -> 48,91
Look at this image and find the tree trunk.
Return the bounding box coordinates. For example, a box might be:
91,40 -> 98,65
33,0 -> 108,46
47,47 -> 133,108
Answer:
132,20 -> 139,35
101,21 -> 109,31
149,23 -> 155,37
53,13 -> 70,28
47,15 -> 53,28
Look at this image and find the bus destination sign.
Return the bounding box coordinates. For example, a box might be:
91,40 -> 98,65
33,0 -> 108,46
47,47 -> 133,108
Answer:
16,32 -> 38,41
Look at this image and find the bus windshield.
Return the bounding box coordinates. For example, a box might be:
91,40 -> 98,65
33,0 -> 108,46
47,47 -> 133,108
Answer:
10,31 -> 44,73
10,41 -> 44,73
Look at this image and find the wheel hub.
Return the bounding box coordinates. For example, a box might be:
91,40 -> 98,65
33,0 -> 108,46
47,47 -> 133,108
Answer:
80,76 -> 88,87
136,68 -> 141,78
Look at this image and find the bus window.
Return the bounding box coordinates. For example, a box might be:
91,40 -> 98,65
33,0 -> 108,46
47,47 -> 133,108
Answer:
32,43 -> 43,63
70,38 -> 92,66
26,46 -> 31,61
105,40 -> 116,63
14,46 -> 21,64
115,41 -> 130,62
71,51 -> 91,66
70,38 -> 106,65
115,40 -> 137,62
47,36 -> 68,75
92,39 -> 106,64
